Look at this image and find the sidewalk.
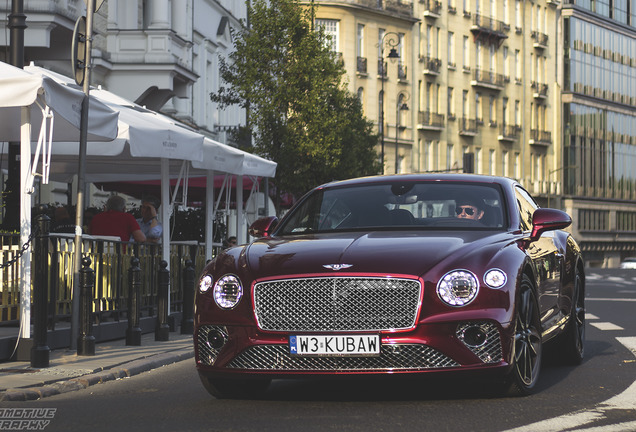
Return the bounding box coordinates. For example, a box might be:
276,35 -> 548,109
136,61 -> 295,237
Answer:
0,332 -> 194,401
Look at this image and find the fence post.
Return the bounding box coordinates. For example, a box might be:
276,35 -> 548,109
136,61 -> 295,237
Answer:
31,212 -> 50,368
155,260 -> 170,341
126,257 -> 142,346
78,256 -> 96,355
180,259 -> 195,335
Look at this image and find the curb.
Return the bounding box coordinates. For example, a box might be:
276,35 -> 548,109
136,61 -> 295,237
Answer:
0,351 -> 194,401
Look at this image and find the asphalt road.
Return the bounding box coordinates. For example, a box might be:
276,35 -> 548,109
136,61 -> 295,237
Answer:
1,268 -> 635,432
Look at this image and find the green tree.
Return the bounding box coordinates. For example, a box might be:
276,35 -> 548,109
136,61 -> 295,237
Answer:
211,0 -> 381,211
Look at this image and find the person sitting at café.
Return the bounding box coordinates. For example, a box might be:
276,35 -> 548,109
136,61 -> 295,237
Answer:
90,195 -> 146,242
137,195 -> 163,243
224,236 -> 237,249
51,206 -> 75,234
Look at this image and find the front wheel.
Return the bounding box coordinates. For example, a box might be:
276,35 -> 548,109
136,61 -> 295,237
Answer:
504,275 -> 543,396
199,373 -> 271,399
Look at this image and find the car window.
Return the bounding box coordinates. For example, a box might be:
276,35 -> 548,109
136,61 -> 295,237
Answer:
515,186 -> 538,232
277,181 -> 507,235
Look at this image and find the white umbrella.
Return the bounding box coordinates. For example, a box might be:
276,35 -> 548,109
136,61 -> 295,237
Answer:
191,138 -> 277,252
0,61 -> 119,341
24,64 -> 207,268
0,62 -> 118,143
25,65 -> 204,163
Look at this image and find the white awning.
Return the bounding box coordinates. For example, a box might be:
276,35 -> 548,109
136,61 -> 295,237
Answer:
0,61 -> 119,142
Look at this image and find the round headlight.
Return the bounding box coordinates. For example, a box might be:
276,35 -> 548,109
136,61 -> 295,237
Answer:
484,269 -> 507,289
213,274 -> 243,309
199,275 -> 213,293
436,269 -> 479,307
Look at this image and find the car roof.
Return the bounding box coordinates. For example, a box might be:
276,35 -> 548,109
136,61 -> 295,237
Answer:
316,173 -> 517,190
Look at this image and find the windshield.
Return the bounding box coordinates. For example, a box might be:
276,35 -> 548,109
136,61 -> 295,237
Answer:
276,181 -> 507,235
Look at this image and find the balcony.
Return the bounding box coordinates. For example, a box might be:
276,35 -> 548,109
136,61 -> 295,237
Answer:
529,129 -> 552,146
313,0 -> 414,19
384,0 -> 415,18
417,111 -> 445,131
498,124 -> 519,142
378,60 -> 387,78
531,81 -> 548,99
419,56 -> 442,76
471,68 -> 505,90
531,31 -> 549,49
459,117 -> 478,136
398,62 -> 408,81
470,13 -> 508,45
357,56 -> 368,75
421,0 -> 442,18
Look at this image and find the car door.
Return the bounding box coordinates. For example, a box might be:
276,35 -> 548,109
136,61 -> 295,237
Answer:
515,186 -> 563,333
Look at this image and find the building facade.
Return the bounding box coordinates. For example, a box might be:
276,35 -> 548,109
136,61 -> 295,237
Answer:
309,0 -> 419,174
308,0 -> 560,188
308,0 -> 636,266
560,0 -> 636,266
0,0 -> 246,204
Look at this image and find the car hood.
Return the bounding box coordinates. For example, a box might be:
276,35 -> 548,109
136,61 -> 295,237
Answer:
244,230 -> 514,279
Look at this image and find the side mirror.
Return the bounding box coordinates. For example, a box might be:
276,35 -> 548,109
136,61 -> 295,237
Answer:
530,208 -> 571,241
249,216 -> 279,238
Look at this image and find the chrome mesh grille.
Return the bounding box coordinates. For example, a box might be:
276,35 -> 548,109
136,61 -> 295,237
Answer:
456,322 -> 502,364
254,277 -> 421,332
227,344 -> 459,371
197,325 -> 227,366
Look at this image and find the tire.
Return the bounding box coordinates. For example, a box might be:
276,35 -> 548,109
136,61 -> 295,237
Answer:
504,275 -> 543,396
556,270 -> 585,365
198,373 -> 271,399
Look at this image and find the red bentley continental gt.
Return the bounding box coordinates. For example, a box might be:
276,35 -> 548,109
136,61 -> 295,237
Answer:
194,174 -> 585,398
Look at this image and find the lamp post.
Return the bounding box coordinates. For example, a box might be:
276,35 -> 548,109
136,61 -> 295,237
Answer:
395,91 -> 409,174
379,32 -> 400,174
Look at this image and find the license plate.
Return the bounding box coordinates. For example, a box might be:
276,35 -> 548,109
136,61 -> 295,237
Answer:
289,335 -> 380,356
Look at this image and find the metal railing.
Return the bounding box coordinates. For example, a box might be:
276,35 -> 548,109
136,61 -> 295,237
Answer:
473,68 -> 506,88
472,13 -> 508,35
418,111 -> 445,128
530,129 -> 552,145
459,117 -> 478,135
357,56 -> 368,74
398,62 -> 408,80
421,0 -> 442,15
531,30 -> 549,47
0,232 -> 216,326
531,81 -> 549,98
419,56 -> 442,74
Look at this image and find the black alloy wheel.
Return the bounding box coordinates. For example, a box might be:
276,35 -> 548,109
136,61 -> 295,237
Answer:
505,274 -> 542,396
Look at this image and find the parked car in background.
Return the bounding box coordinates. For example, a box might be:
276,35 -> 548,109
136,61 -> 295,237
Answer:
194,174 -> 585,398
620,257 -> 636,269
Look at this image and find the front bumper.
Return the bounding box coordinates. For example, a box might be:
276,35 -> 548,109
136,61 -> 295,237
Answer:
195,320 -> 513,376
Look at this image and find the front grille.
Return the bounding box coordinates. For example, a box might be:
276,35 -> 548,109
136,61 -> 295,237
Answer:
227,344 -> 459,371
254,277 -> 421,332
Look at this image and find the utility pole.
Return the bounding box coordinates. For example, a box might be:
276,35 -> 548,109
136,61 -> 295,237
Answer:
70,0 -> 101,350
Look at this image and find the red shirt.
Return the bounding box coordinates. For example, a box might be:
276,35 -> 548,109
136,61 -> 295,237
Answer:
90,210 -> 141,242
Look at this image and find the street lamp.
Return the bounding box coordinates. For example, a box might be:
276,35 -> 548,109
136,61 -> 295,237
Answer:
379,32 -> 400,174
395,91 -> 409,174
